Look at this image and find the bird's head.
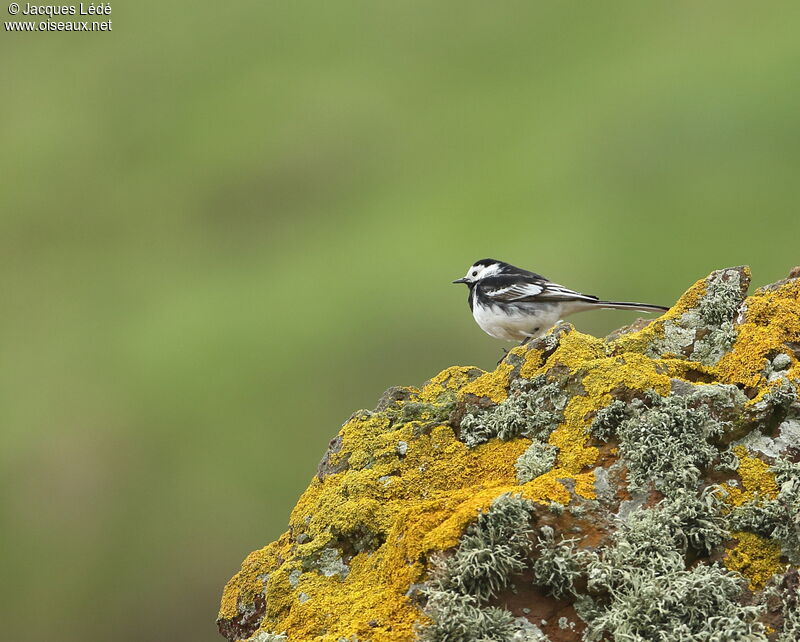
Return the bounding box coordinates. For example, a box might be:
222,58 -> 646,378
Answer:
452,258 -> 507,285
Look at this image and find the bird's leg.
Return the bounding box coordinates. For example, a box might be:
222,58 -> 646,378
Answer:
497,336 -> 534,366
496,348 -> 510,366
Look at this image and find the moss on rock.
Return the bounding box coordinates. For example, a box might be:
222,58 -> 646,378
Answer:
219,267 -> 800,642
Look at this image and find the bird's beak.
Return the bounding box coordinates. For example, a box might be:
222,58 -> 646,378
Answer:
452,277 -> 469,284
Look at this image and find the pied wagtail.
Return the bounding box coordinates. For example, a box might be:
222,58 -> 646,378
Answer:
453,258 -> 668,344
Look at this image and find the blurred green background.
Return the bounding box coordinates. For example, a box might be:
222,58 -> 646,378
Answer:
2,1 -> 799,640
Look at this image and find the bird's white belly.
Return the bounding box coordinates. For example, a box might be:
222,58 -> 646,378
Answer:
472,301 -> 562,341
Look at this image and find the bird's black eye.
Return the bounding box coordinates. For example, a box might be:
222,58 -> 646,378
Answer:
471,271 -> 478,277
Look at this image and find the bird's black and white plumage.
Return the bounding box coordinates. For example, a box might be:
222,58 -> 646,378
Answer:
453,258 -> 668,342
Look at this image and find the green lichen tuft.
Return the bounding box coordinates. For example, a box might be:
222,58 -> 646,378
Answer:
427,494 -> 535,602
580,562 -> 764,641
418,494 -> 546,642
417,591 -> 523,642
515,441 -> 558,484
780,613 -> 800,642
389,393 -> 459,426
460,375 -> 568,447
580,497 -> 763,641
530,526 -> 590,598
758,378 -> 799,413
657,486 -> 728,555
593,386 -> 741,493
589,399 -> 628,442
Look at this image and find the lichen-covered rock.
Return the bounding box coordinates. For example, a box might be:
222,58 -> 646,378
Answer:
218,267 -> 800,642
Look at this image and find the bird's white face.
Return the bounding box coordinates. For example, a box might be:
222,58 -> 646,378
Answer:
453,261 -> 502,284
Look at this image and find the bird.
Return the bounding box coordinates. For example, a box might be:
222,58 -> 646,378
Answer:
453,258 -> 668,344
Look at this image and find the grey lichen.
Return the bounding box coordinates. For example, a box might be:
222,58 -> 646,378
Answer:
646,267 -> 747,365
515,441 -> 558,484
460,375 -> 568,447
589,399 -> 628,442
417,591 -> 521,642
247,632 -> 288,642
509,618 -> 549,641
767,353 -> 794,382
732,387 -> 800,461
735,429 -> 790,461
591,386 -> 741,492
774,353 -> 794,371
558,616 -> 575,631
579,497 -> 763,641
775,582 -> 800,642
580,561 -> 764,641
529,526 -> 589,598
430,494 -> 535,602
419,494 -> 541,641
305,547 -> 349,580
592,466 -> 613,501
778,409 -> 800,449
656,486 -> 728,555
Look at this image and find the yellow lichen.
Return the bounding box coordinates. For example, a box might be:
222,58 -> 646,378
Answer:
724,446 -> 779,506
219,538 -> 287,619
724,531 -> 785,591
517,345 -> 545,379
416,366 -> 483,404
548,330 -> 606,370
716,278 -> 800,389
459,361 -> 514,403
719,450 -> 786,594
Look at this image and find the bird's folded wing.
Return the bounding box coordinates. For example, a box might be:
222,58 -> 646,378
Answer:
484,282 -> 544,301
483,278 -> 599,303
537,282 -> 599,303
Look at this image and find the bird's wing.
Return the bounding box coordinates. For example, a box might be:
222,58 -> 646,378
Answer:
537,281 -> 600,303
484,281 -> 545,301
481,275 -> 599,304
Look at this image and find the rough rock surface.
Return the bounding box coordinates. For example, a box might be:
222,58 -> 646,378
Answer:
218,267 -> 800,642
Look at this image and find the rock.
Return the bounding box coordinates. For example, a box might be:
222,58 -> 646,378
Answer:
218,267 -> 800,642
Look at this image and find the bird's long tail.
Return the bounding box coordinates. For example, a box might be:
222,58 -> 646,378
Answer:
594,300 -> 669,313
